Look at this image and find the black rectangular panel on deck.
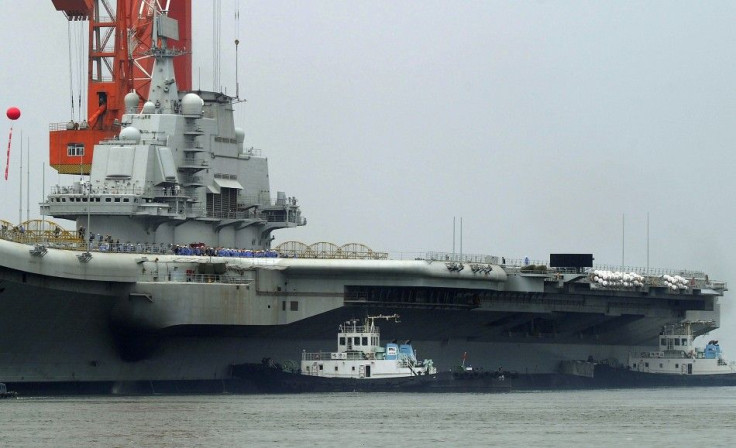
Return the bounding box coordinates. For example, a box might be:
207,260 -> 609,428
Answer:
549,254 -> 593,268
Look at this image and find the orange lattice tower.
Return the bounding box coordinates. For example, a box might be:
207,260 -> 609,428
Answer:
49,0 -> 191,174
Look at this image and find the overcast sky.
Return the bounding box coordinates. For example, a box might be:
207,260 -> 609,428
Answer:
1,1 -> 734,347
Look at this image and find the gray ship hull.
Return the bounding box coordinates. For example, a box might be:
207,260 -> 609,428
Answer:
0,235 -> 726,395
0,265 -> 701,393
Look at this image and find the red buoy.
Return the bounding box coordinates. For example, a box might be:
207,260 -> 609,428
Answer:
6,107 -> 20,120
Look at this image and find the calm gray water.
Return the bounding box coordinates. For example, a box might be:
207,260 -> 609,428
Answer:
2,388 -> 736,447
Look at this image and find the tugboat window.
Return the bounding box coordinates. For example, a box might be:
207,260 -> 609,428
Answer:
645,362 -> 649,368
290,301 -> 298,311
675,339 -> 680,346
339,337 -> 345,346
682,338 -> 687,345
354,337 -> 360,346
362,337 -> 368,345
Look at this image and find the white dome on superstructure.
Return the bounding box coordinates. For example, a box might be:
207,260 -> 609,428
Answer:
181,93 -> 204,115
142,101 -> 156,114
119,126 -> 141,143
234,127 -> 245,143
124,92 -> 140,113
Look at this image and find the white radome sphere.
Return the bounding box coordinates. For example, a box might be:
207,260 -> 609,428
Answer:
181,93 -> 204,115
142,101 -> 156,114
119,126 -> 141,143
124,92 -> 140,113
234,127 -> 245,143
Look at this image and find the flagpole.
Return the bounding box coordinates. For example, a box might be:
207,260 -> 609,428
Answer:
19,130 -> 22,226
26,136 -> 30,224
42,162 -> 46,239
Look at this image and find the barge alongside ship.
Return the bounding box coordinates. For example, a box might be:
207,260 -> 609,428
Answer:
0,1 -> 729,395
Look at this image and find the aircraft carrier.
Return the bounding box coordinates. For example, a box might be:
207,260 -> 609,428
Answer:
0,2 -> 727,394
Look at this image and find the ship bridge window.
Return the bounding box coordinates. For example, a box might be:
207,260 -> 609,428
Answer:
105,198 -> 111,202
660,338 -> 666,346
354,337 -> 360,346
675,339 -> 680,346
682,338 -> 687,345
362,337 -> 368,346
339,337 -> 345,346
123,198 -> 130,203
67,143 -> 84,157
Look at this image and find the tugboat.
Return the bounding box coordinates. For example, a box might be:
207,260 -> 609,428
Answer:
623,321 -> 736,377
426,321 -> 736,391
231,314 -> 438,392
563,321 -> 736,388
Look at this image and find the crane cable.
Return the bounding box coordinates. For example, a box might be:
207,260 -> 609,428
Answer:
77,20 -> 84,122
67,19 -> 85,123
67,21 -> 74,121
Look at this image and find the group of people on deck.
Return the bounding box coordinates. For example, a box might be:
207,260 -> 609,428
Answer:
172,244 -> 279,258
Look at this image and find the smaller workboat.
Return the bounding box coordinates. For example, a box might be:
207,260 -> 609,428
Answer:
0,383 -> 18,399
421,352 -> 513,392
231,314 -> 437,392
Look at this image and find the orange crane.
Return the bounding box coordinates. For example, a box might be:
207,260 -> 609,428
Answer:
49,0 -> 192,174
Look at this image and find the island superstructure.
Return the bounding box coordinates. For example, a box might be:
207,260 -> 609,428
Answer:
0,1 -> 727,393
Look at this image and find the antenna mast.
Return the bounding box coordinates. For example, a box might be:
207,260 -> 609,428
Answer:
234,1 -> 240,100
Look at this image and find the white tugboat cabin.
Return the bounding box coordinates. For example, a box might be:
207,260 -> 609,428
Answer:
300,314 -> 436,379
628,321 -> 736,375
